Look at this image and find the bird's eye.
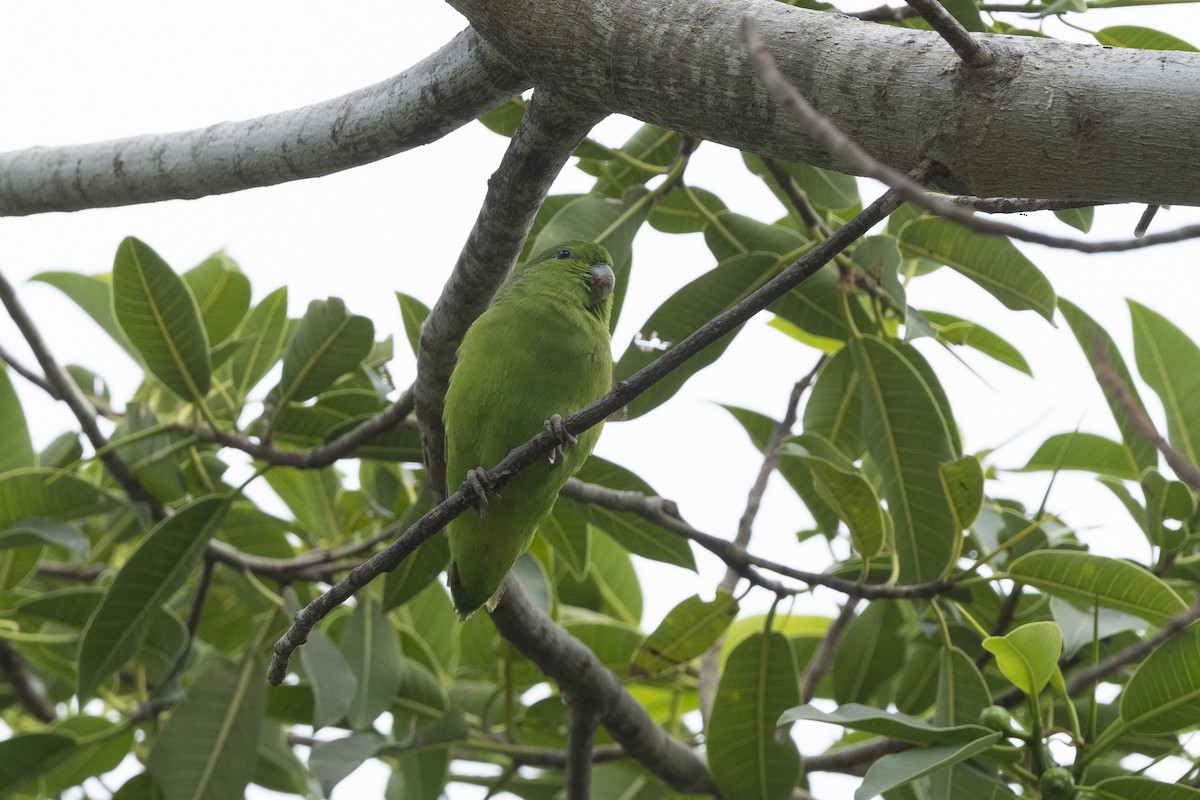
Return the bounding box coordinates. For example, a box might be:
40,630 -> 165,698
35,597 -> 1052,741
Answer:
554,248 -> 574,260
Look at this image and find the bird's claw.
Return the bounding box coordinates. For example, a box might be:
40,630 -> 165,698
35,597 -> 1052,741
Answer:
463,468 -> 497,518
545,414 -> 578,465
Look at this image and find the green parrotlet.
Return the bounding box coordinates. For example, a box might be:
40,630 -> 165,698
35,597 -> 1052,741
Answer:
444,240 -> 615,619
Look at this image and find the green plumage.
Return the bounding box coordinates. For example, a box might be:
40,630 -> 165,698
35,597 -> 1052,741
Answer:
444,240 -> 615,619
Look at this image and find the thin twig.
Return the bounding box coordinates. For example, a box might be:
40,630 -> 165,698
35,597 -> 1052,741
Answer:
1135,205 -> 1160,238
269,177 -> 917,683
902,0 -> 993,66
762,158 -> 830,235
0,268 -> 159,514
1091,336 -> 1200,491
699,362 -> 822,717
186,387 -> 414,469
742,17 -> 1200,254
802,597 -> 861,702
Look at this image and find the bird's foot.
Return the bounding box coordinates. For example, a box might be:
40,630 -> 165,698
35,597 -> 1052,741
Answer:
545,414 -> 578,465
463,468 -> 497,518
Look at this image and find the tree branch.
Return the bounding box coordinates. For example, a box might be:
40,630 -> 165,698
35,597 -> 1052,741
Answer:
0,268 -> 158,513
415,89 -> 605,501
801,597 -> 861,703
565,699 -> 600,799
490,580 -> 719,795
743,17 -> 1200,254
0,28 -> 526,216
903,0 -> 994,67
451,0 -> 1200,205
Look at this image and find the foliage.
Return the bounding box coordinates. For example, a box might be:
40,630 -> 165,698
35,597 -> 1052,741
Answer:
3,6 -> 1200,800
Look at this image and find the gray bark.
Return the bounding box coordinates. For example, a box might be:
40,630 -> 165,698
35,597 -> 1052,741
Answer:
1,0 -> 1196,214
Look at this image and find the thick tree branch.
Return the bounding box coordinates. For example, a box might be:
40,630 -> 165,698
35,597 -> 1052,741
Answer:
743,18 -> 1200,253
490,580 -> 719,795
415,89 -> 605,500
452,0 -> 1200,205
0,28 -> 525,216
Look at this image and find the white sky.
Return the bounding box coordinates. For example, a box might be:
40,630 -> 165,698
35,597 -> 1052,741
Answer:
2,2 -> 1199,798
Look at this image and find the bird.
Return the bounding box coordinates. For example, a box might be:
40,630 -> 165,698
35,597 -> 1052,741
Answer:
443,240 -> 615,619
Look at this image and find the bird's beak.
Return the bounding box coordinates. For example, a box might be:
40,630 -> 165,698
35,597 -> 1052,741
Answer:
589,262 -> 615,306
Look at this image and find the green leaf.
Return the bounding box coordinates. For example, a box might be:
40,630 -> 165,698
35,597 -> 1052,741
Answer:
582,124 -> 680,197
299,625 -> 358,729
780,434 -> 887,557
921,310 -> 1032,376
77,497 -> 228,699
343,591 -> 403,730
1054,206 -> 1094,233
269,388 -> 423,463
724,404 -> 841,537
708,632 -> 801,800
477,96 -> 526,137
31,270 -> 138,358
1008,551 -> 1187,625
222,286 -> 291,410
147,653 -> 266,800
556,528 -> 644,626
0,732 -> 77,796
111,236 -> 212,401
1017,431 -> 1139,480
631,591 -> 739,677
854,734 -> 1002,800
0,468 -> 117,528
779,703 -> 992,744
743,152 -> 860,212
899,218 -> 1056,321
310,732 -> 384,794
38,716 -> 135,796
941,455 -> 985,531
570,457 -> 696,570
263,467 -> 343,542
182,252 -> 252,346
1051,597 -> 1145,658
982,621 -> 1062,695
1095,26 -> 1198,51
275,297 -> 374,407
542,498 -> 591,579
935,646 -> 992,727
1142,468 -> 1193,553
1120,620 -> 1200,734
940,0 -> 986,31
853,336 -> 959,583
0,365 -> 34,473
1059,298 -> 1157,473
396,292 -> 430,357
1093,777 -> 1200,799
648,185 -> 728,234
833,600 -> 907,704
803,348 -> 864,458
382,494 -> 451,612
1130,299 -> 1200,467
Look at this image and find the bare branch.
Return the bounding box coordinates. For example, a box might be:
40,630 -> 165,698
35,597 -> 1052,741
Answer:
415,90 -> 605,501
188,387 -> 414,469
742,18 -> 1200,254
902,0 -> 994,67
0,269 -> 158,513
1091,337 -> 1200,491
0,29 -> 526,216
490,579 -> 718,795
